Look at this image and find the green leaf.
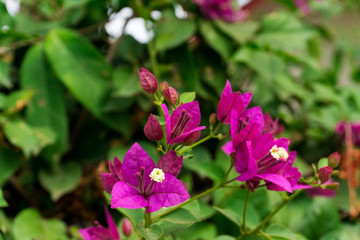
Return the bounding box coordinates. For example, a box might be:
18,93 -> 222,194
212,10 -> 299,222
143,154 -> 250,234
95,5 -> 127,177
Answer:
266,224 -> 308,240
255,12 -> 316,55
214,20 -> 259,44
12,208 -> 67,240
3,119 -> 56,158
2,90 -> 33,114
44,29 -> 125,133
112,66 -> 141,98
0,189 -> 8,208
216,236 -> 236,240
156,209 -> 200,234
38,162 -> 82,201
233,47 -> 286,80
214,206 -> 241,227
179,92 -> 195,104
116,208 -> 144,227
155,10 -> 196,51
137,224 -> 163,240
318,158 -> 328,169
0,60 -> 12,89
0,145 -> 22,186
199,20 -> 232,60
20,44 -> 68,163
176,222 -> 216,240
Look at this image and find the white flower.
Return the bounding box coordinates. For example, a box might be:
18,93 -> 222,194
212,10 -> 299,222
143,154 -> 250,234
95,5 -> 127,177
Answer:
149,168 -> 165,183
270,145 -> 289,161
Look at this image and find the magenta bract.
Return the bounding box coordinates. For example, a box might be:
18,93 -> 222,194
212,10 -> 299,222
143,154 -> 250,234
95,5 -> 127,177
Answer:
110,143 -> 189,213
318,166 -> 333,184
144,114 -> 163,141
79,207 -> 120,240
163,86 -> 178,106
139,68 -> 158,94
193,0 -> 247,23
162,101 -> 206,146
101,156 -> 124,194
234,133 -> 301,193
217,80 -> 252,124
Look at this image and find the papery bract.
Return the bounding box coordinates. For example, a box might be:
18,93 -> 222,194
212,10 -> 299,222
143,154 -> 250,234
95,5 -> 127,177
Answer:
144,114 -> 163,141
217,80 -> 252,124
101,156 -> 124,194
110,143 -> 189,213
138,68 -> 158,94
304,180 -> 337,198
79,207 -> 120,240
162,101 -> 206,146
193,0 -> 248,23
235,133 -> 298,192
163,86 -> 178,106
263,113 -> 284,136
319,166 -> 333,184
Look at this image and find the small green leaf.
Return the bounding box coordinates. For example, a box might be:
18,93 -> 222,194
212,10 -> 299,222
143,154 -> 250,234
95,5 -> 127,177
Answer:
266,224 -> 308,240
12,208 -> 67,240
38,162 -> 82,201
137,224 -> 163,240
0,60 -> 12,89
214,206 -> 241,227
0,146 -> 22,186
0,189 -> 8,208
318,158 -> 328,169
2,90 -> 33,114
179,92 -> 195,104
176,222 -> 216,240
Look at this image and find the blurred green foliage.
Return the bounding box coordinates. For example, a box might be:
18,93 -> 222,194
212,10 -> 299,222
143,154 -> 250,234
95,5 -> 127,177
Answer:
1,0 -> 360,239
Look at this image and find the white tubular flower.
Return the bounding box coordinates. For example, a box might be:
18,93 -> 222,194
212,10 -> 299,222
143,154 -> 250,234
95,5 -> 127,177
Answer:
149,168 -> 165,183
270,145 -> 289,161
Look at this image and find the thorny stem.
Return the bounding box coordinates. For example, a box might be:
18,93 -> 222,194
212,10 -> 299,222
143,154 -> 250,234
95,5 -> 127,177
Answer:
237,189 -> 304,239
242,190 -> 250,233
151,162 -> 234,222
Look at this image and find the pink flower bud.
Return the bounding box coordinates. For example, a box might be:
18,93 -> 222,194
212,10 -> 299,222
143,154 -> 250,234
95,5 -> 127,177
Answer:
326,182 -> 339,191
163,86 -> 178,106
144,114 -> 163,141
209,113 -> 216,126
159,81 -> 169,93
319,166 -> 333,184
328,152 -> 341,169
138,68 -> 158,94
122,218 -> 132,237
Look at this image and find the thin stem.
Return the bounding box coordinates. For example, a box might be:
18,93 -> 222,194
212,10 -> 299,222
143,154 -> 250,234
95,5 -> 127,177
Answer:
152,161 -> 234,222
145,210 -> 151,228
213,122 -> 223,135
156,140 -> 165,154
178,134 -> 212,155
246,189 -> 304,236
259,231 -> 274,240
242,190 -> 250,233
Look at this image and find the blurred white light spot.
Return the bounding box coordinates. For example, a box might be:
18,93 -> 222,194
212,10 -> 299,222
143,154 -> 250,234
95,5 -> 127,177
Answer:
237,0 -> 252,7
151,10 -> 162,20
175,4 -> 188,19
4,0 -> 20,16
105,7 -> 134,38
125,18 -> 153,43
1,25 -> 10,31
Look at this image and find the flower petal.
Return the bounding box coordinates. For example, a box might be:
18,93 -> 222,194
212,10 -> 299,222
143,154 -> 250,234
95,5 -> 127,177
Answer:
79,227 -> 112,240
105,207 -> 119,240
157,151 -> 183,177
122,143 -> 156,188
146,173 -> 190,212
258,173 -> 292,193
111,181 -> 147,209
235,141 -> 258,181
221,141 -> 234,156
169,126 -> 206,145
171,101 -> 201,133
101,173 -> 119,194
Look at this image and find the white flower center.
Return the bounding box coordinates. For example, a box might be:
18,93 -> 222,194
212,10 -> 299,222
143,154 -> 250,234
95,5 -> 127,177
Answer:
270,145 -> 289,161
149,168 -> 165,183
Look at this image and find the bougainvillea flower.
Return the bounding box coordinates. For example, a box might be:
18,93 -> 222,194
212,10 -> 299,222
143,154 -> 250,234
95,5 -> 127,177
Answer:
335,121 -> 360,146
111,143 -> 189,212
161,101 -> 206,146
262,113 -> 284,136
217,80 -> 252,124
101,156 -> 124,194
193,0 -> 247,23
230,107 -> 264,150
138,68 -> 158,94
79,207 -> 120,240
235,133 -> 297,192
144,114 -> 163,141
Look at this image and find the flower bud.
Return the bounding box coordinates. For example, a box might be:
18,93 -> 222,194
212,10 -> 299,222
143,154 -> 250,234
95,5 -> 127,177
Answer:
144,114 -> 163,141
326,182 -> 339,191
163,86 -> 178,106
319,166 -> 333,184
138,68 -> 158,94
159,81 -> 169,94
122,218 -> 132,237
182,131 -> 201,146
209,113 -> 216,126
328,152 -> 341,169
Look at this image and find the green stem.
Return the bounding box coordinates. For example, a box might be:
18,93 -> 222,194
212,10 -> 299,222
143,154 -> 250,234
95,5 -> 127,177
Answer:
239,189 -> 304,239
145,210 -> 151,228
178,134 -> 213,155
213,122 -> 223,135
152,162 -> 234,222
242,190 -> 250,233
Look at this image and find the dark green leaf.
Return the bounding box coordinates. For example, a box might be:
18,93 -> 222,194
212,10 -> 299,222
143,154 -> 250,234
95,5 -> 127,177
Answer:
0,189 -> 8,208
38,162 -> 82,201
2,90 -> 33,115
137,224 -> 163,240
266,224 -> 308,240
112,66 -> 141,98
0,60 -> 12,89
176,222 -> 216,240
20,44 -> 68,163
0,145 -> 22,186
214,20 -> 258,44
214,206 -> 241,227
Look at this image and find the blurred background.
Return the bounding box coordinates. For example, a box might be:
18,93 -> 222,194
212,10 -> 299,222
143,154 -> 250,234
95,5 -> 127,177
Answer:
1,0 -> 360,239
